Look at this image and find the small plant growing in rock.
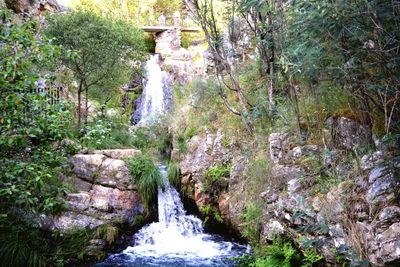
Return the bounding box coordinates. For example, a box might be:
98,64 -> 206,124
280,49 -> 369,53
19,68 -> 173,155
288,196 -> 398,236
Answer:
206,163 -> 231,182
199,204 -> 223,224
202,163 -> 231,193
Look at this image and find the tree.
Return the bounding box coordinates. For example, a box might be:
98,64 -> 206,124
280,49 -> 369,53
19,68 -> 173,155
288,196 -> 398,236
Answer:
237,0 -> 284,113
285,0 -> 400,135
186,0 -> 254,133
45,10 -> 145,127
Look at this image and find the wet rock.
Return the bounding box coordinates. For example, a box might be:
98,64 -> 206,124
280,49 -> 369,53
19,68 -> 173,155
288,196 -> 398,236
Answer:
331,116 -> 372,150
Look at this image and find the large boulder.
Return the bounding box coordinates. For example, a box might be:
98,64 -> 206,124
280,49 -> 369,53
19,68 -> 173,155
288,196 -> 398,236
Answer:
330,116 -> 373,150
41,150 -> 144,233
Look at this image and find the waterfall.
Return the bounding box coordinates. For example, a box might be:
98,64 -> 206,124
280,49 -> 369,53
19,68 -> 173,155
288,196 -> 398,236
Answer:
98,164 -> 249,267
133,55 -> 172,126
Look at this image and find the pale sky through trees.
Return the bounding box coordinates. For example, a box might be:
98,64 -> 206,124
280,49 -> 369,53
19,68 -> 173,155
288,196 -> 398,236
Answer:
58,0 -> 72,7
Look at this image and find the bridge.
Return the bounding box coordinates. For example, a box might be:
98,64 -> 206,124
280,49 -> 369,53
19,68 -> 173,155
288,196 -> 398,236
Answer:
140,12 -> 200,34
141,26 -> 200,33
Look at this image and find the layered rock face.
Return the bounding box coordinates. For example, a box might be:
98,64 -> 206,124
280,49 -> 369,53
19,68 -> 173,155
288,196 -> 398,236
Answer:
178,117 -> 400,266
39,149 -> 143,232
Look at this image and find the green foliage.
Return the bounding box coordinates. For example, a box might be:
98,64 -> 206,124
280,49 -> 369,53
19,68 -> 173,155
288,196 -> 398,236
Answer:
125,155 -> 164,211
167,161 -> 181,187
302,249 -> 324,267
206,164 -> 231,182
234,238 -> 305,267
130,123 -> 171,154
202,163 -> 231,193
199,204 -> 223,224
0,8 -> 74,215
44,10 -> 145,126
0,214 -> 91,267
240,201 -> 263,244
82,115 -> 136,149
73,0 -> 184,25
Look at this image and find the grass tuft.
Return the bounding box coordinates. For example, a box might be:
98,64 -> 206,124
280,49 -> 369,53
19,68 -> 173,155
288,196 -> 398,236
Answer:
167,161 -> 181,187
125,155 -> 163,211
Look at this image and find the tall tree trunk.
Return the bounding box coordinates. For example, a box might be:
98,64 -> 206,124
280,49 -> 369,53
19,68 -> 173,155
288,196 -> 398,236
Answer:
269,61 -> 274,112
77,80 -> 83,129
85,86 -> 88,125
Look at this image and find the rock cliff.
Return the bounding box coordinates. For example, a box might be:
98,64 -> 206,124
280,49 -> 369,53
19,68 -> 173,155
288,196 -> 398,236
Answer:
177,117 -> 400,266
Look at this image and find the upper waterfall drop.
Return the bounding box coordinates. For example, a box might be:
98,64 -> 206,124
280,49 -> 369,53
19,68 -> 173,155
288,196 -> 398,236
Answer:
134,54 -> 172,126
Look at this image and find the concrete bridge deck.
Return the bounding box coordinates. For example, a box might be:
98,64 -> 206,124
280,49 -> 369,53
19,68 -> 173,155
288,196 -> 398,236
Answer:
141,26 -> 200,33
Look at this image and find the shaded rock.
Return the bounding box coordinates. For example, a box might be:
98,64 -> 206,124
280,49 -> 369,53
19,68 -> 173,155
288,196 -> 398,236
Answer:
71,154 -> 106,182
85,239 -> 107,257
271,164 -> 304,189
218,193 -> 230,220
5,0 -> 39,14
367,171 -> 398,212
372,222 -> 400,265
67,192 -> 91,211
5,0 -> 59,15
331,116 -> 372,150
260,187 -> 279,203
378,206 -> 400,226
268,132 -> 289,164
361,151 -> 385,170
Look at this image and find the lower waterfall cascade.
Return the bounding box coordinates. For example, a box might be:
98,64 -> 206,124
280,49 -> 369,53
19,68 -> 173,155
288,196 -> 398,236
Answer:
97,164 -> 249,267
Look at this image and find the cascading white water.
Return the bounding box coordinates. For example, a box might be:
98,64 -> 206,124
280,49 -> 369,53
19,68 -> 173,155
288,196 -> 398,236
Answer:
137,55 -> 169,125
98,164 -> 249,267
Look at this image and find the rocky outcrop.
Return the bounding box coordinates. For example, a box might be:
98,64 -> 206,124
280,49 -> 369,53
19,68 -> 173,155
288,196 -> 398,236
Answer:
5,0 -> 59,16
258,131 -> 400,266
329,116 -> 373,150
40,152 -> 144,232
178,116 -> 400,266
